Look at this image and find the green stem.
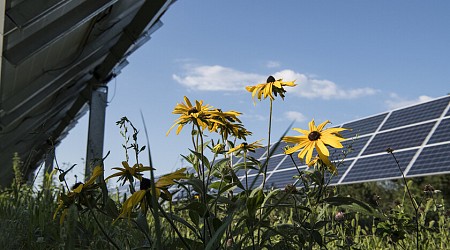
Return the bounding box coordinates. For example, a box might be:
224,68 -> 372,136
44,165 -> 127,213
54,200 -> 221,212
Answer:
389,152 -> 419,250
258,100 -> 273,245
262,100 -> 273,189
84,196 -> 120,250
157,202 -> 192,250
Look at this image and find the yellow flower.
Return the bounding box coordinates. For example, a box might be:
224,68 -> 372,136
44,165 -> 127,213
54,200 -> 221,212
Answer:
227,140 -> 264,155
105,161 -> 153,184
116,168 -> 187,220
208,109 -> 252,140
54,166 -> 104,224
245,76 -> 296,102
167,96 -> 213,135
308,155 -> 337,175
283,119 -> 347,165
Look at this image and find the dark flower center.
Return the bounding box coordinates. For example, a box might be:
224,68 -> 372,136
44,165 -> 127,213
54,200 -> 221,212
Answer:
266,75 -> 275,83
188,107 -> 199,115
140,177 -> 151,190
72,182 -> 83,190
308,131 -> 321,141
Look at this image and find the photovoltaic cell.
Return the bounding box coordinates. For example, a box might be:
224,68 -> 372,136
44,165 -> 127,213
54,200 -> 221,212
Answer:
330,136 -> 370,160
340,113 -> 387,138
343,149 -> 417,183
247,147 -> 266,159
427,118 -> 450,145
229,96 -> 450,192
276,154 -> 304,171
264,155 -> 287,172
381,97 -> 449,130
243,174 -> 264,189
407,144 -> 450,176
266,168 -> 304,189
362,122 -> 435,155
326,160 -> 354,184
269,141 -> 289,156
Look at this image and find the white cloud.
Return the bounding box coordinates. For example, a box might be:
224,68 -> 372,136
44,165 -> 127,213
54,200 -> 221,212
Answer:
272,69 -> 379,100
266,60 -> 281,68
385,93 -> 434,109
172,65 -> 264,91
284,111 -> 307,122
173,64 -> 378,100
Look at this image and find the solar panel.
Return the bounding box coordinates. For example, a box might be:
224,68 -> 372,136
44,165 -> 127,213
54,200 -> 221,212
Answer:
342,149 -> 417,183
362,122 -> 435,155
247,147 -> 267,159
327,160 -> 354,184
265,168 -> 303,189
381,97 -> 449,130
340,113 -> 387,138
330,136 -> 371,160
223,95 -> 450,192
427,117 -> 450,144
407,144 -> 450,176
275,154 -> 304,171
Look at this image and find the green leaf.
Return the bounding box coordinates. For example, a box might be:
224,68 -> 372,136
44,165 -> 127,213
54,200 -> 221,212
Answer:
189,149 -> 211,171
212,217 -> 222,232
205,213 -> 234,250
178,178 -> 204,195
103,198 -> 119,218
178,201 -> 207,218
323,196 -> 384,218
166,213 -> 199,237
314,220 -> 329,229
247,188 -> 264,217
311,229 -> 323,246
189,210 -> 199,227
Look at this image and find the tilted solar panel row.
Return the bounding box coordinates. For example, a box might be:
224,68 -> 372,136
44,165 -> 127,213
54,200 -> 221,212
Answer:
227,95 -> 450,189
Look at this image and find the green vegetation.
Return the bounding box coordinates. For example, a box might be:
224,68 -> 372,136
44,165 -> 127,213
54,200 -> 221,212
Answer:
1,77 -> 449,249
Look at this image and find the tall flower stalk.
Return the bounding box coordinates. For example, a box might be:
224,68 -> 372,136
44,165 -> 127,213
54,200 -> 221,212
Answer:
245,76 -> 296,189
246,75 -> 296,245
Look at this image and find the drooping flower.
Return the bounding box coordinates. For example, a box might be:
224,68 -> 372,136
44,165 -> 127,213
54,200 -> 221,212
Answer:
283,119 -> 347,165
227,140 -> 264,155
208,109 -> 252,140
54,166 -> 104,224
167,96 -> 213,135
105,161 -> 153,184
307,154 -> 337,175
245,76 -> 296,102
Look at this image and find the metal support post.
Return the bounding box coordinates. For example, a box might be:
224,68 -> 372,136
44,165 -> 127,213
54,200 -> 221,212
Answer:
85,85 -> 108,180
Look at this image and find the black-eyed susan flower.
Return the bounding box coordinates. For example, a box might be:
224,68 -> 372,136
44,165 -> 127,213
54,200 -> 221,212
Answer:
105,161 -> 153,184
54,166 -> 104,224
283,119 -> 347,165
227,140 -> 264,155
245,76 -> 296,102
167,96 -> 213,135
208,109 -> 252,140
116,168 -> 187,220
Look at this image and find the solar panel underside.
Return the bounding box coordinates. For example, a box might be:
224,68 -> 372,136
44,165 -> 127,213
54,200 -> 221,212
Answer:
227,95 -> 450,189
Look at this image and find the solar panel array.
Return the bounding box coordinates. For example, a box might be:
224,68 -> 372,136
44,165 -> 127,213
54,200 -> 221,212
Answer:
229,95 -> 450,189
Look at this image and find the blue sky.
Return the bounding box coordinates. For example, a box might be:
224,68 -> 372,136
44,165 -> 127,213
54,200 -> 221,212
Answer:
52,1 -> 450,186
